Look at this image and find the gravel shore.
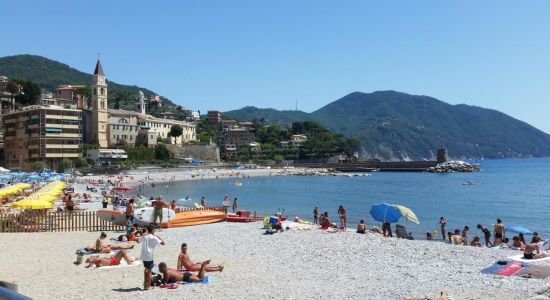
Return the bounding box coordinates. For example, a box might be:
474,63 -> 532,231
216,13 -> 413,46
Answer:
2,222 -> 550,299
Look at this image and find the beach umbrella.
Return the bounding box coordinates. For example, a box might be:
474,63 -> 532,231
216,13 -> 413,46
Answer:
12,198 -> 53,209
369,203 -> 402,223
393,205 -> 420,224
505,225 -> 533,235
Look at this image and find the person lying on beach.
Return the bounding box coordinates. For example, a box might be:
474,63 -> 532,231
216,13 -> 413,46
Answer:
86,249 -> 135,268
356,219 -> 366,234
159,261 -> 208,284
524,235 -> 549,260
177,243 -> 224,272
85,232 -> 134,253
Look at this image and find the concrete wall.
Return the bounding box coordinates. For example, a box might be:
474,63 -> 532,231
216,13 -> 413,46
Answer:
166,144 -> 220,162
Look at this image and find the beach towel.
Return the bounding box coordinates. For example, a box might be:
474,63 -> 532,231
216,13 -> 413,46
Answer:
481,260 -> 527,276
95,260 -> 142,269
75,249 -> 97,255
515,265 -> 550,279
182,276 -> 214,284
506,254 -> 550,263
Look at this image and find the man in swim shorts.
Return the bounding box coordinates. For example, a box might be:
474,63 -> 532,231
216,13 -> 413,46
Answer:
494,218 -> 505,246
152,197 -> 167,227
177,243 -> 224,272
159,260 -> 209,284
86,249 -> 134,267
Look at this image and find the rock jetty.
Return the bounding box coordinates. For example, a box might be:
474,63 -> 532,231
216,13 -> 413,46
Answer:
427,160 -> 479,173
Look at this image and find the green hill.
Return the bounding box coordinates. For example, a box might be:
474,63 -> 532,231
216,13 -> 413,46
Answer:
0,54 -> 178,113
223,106 -> 312,126
225,91 -> 550,160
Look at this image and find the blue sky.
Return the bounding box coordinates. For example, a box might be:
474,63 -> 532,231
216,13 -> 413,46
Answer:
1,1 -> 550,132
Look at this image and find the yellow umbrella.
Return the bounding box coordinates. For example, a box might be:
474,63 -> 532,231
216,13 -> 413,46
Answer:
12,198 -> 53,209
393,205 -> 420,224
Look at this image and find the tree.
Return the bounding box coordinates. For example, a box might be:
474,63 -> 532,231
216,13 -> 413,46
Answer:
57,159 -> 72,172
31,161 -> 46,172
154,144 -> 172,160
73,86 -> 91,99
74,157 -> 88,168
169,124 -> 183,144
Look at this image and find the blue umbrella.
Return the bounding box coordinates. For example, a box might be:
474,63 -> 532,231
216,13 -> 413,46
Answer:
505,225 -> 533,235
369,203 -> 402,223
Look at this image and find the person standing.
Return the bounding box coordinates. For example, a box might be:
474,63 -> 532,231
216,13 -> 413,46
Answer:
337,205 -> 347,229
439,217 -> 447,241
494,218 -> 505,246
232,197 -> 238,213
477,224 -> 493,247
461,226 -> 470,245
313,207 -> 319,225
200,196 -> 206,208
382,222 -> 392,237
139,225 -> 165,290
125,198 -> 135,225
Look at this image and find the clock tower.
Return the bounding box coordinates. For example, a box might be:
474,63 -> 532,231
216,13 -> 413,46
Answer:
91,59 -> 109,148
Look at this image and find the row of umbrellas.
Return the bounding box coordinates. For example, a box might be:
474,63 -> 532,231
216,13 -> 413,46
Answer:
12,181 -> 67,209
368,203 -> 534,235
0,183 -> 32,198
0,171 -> 70,183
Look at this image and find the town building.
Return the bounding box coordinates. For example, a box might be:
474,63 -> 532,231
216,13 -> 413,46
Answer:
290,134 -> 308,146
207,110 -> 221,125
82,60 -> 196,148
220,128 -> 256,146
2,105 -> 82,170
56,85 -> 88,109
86,148 -> 128,166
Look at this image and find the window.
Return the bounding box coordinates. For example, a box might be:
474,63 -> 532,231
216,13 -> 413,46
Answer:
100,88 -> 105,95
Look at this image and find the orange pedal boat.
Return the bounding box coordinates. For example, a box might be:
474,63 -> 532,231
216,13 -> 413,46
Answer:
162,209 -> 226,228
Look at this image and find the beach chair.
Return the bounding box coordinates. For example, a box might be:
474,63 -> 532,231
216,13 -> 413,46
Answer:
395,224 -> 414,240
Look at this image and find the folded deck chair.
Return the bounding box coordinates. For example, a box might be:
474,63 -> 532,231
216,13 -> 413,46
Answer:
395,224 -> 414,240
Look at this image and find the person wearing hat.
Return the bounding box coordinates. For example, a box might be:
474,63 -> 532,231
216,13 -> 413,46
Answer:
313,206 -> 319,225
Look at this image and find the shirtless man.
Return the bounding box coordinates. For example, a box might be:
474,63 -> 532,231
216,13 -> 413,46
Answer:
494,218 -> 505,246
86,232 -> 134,253
125,198 -> 135,225
86,249 -> 134,267
152,197 -> 168,227
451,229 -> 466,245
159,260 -> 208,283
177,243 -> 224,272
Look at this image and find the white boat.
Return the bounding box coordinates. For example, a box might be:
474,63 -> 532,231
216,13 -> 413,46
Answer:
133,207 -> 176,226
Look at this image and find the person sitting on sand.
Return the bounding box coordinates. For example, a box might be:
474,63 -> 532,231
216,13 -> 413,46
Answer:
320,212 -> 337,229
159,261 -> 208,284
177,243 -> 224,272
510,236 -> 526,251
524,235 -> 549,260
357,219 -> 366,234
86,249 -> 135,268
452,229 -> 466,245
86,232 -> 134,253
470,236 -> 481,247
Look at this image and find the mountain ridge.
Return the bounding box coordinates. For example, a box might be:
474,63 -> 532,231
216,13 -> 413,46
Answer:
226,91 -> 550,160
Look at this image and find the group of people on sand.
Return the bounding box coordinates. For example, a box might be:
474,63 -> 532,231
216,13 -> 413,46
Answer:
83,225 -> 224,290
438,216 -> 550,260
312,205 -> 347,230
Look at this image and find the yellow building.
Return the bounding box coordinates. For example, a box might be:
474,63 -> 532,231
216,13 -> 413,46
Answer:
90,60 -> 109,148
2,105 -> 82,170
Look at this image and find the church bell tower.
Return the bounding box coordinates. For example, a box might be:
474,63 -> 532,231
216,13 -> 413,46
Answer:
91,59 -> 109,148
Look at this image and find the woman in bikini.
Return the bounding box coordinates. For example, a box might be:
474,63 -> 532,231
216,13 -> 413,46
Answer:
523,235 -> 548,260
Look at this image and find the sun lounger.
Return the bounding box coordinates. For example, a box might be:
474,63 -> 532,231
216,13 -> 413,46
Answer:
395,224 -> 413,240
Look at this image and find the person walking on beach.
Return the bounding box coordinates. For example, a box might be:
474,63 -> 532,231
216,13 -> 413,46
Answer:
139,225 -> 165,290
477,224 -> 493,247
494,218 -> 505,246
313,206 -> 319,225
232,197 -> 238,213
337,205 -> 347,229
439,217 -> 447,241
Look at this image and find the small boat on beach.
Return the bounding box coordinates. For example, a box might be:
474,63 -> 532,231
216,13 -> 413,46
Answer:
226,210 -> 264,223
162,209 -> 226,228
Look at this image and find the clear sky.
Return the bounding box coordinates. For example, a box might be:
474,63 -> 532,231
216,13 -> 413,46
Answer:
1,1 -> 550,132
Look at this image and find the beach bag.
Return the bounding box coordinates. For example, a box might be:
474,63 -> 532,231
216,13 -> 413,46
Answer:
151,274 -> 163,286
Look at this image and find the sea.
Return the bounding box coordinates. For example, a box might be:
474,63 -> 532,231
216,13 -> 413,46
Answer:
138,158 -> 550,240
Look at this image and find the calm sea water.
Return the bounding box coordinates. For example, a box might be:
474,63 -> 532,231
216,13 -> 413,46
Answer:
139,158 -> 550,239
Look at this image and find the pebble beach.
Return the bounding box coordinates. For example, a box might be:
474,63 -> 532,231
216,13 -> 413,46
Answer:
3,221 -> 550,299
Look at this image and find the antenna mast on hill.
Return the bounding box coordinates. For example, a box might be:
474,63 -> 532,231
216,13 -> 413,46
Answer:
295,98 -> 298,111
